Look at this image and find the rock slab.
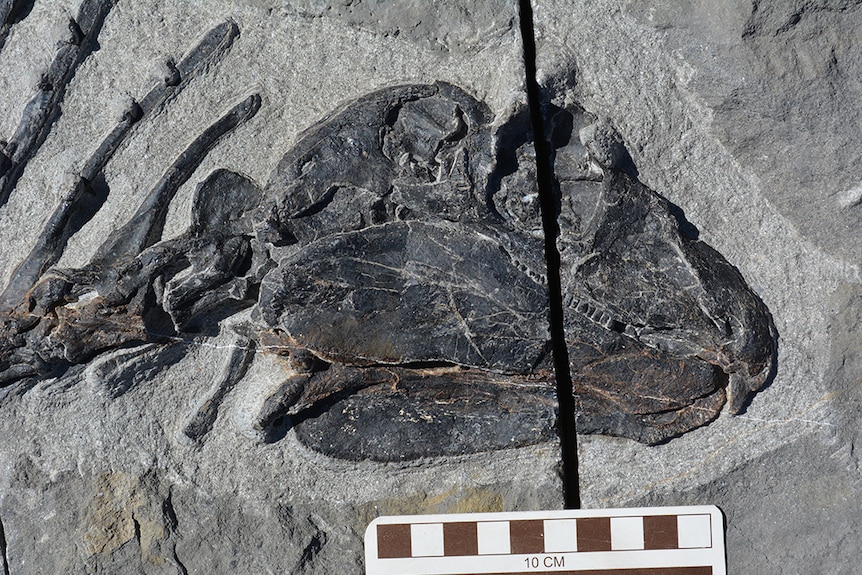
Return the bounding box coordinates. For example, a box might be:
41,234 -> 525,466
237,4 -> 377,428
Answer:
0,1 -> 859,574
534,0 -> 862,572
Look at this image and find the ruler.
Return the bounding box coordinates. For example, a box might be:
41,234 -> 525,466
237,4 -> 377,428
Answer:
365,505 -> 725,575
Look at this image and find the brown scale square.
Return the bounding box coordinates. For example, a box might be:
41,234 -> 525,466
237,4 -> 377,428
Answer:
576,516 -> 612,552
643,515 -> 680,550
509,519 -> 545,554
376,523 -> 412,559
443,522 -> 478,556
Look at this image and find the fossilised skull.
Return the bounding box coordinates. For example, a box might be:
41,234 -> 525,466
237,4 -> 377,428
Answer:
0,67 -> 777,460
244,83 -> 776,454
255,84 -> 549,373
562,170 -> 777,443
547,107 -> 776,444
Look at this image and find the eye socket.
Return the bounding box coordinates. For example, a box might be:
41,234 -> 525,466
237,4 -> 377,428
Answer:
382,96 -> 468,180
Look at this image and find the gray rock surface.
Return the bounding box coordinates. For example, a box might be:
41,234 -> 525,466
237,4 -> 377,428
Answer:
0,1 -> 859,574
0,2 -> 564,574
533,0 -> 862,572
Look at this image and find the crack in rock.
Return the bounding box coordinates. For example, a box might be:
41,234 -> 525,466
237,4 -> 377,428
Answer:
0,8 -> 777,465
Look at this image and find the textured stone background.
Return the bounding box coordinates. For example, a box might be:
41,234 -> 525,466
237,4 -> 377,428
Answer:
0,1 -> 859,573
533,1 -> 862,571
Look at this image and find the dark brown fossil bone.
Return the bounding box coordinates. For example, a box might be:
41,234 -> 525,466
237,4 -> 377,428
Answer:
0,94 -> 260,384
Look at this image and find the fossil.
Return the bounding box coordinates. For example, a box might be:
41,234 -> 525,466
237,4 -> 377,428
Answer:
0,0 -> 116,207
0,12 -> 776,460
550,108 -> 777,444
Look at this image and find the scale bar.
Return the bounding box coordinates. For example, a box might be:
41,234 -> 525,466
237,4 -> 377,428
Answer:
365,506 -> 725,575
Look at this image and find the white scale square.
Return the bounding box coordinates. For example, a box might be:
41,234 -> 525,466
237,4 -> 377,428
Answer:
477,521 -> 510,555
543,518 -> 578,552
610,516 -> 644,550
410,523 -> 444,557
678,514 -> 713,549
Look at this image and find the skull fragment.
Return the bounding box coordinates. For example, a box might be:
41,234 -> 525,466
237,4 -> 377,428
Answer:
0,73 -> 776,460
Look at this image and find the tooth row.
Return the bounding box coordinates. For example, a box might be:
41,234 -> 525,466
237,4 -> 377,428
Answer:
570,297 -> 626,332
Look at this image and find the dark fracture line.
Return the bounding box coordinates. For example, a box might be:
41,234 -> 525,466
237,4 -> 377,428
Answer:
0,512 -> 9,575
518,0 -> 581,509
